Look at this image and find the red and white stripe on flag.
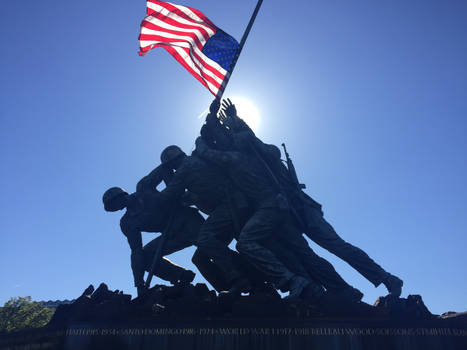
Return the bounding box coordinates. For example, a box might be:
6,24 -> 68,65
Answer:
139,0 -> 227,96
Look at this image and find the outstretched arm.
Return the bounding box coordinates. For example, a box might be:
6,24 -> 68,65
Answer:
136,164 -> 174,193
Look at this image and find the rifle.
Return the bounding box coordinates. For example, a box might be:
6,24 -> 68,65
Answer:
248,141 -> 308,231
281,143 -> 306,191
281,143 -> 322,214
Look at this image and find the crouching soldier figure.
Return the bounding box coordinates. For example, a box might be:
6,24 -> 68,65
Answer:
102,167 -> 206,297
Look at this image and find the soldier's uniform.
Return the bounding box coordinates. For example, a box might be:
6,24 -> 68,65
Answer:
196,136 -> 316,292
158,153 -> 248,288
200,111 -> 365,297
266,216 -> 361,300
302,194 -> 390,287
238,123 -> 394,291
120,190 -> 203,288
106,163 -> 227,293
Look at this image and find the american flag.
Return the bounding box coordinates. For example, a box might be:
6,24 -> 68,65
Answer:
139,0 -> 239,96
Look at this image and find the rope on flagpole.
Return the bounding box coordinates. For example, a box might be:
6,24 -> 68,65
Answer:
216,0 -> 264,100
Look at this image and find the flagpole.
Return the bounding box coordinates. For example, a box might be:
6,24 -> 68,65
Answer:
216,0 -> 264,100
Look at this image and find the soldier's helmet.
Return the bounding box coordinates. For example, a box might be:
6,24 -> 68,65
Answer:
102,187 -> 128,211
160,145 -> 185,164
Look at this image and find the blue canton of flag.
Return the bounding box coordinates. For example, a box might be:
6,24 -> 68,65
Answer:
201,29 -> 239,72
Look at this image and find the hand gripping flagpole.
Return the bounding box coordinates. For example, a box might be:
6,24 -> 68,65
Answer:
216,0 -> 264,100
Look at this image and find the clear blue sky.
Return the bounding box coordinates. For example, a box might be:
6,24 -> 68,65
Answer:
1,0 -> 466,314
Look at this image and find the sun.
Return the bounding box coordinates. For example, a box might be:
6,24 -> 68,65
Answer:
228,96 -> 260,133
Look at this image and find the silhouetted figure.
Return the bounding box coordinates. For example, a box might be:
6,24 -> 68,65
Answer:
157,142 -> 252,293
103,185 -> 197,296
196,130 -> 363,302
103,164 -> 227,296
219,98 -> 403,297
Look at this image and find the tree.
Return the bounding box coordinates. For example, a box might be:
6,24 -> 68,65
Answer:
0,297 -> 54,333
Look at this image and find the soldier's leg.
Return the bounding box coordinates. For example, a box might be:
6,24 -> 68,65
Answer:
192,249 -> 229,292
175,207 -> 232,291
279,222 -> 352,291
262,238 -> 311,281
196,202 -> 243,284
305,205 -> 390,287
276,221 -> 363,301
174,207 -> 205,245
143,236 -> 194,284
236,207 -> 323,299
177,205 -> 254,291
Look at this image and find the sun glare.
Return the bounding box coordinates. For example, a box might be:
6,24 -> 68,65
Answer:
228,96 -> 260,133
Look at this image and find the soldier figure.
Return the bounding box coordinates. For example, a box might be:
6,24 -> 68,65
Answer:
156,103 -> 315,298
157,142 -> 255,294
301,195 -> 403,296
219,98 -> 404,297
102,164 -> 224,296
196,104 -> 363,302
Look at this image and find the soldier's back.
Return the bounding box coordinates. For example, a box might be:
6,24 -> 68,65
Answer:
179,155 -> 230,213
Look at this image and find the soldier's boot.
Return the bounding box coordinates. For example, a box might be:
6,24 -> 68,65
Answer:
285,276 -> 323,301
382,274 -> 403,297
